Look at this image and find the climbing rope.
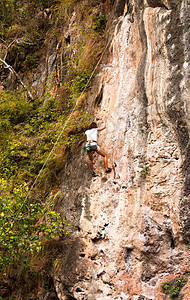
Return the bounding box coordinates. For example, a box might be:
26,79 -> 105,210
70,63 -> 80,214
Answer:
23,37 -> 111,205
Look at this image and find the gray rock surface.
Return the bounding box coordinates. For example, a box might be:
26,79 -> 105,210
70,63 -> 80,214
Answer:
51,0 -> 190,299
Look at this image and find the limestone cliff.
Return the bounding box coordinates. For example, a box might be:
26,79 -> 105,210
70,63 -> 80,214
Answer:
5,0 -> 190,299
52,1 -> 190,299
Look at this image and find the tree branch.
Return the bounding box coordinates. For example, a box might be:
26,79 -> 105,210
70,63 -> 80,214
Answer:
1,38 -> 35,61
0,58 -> 33,100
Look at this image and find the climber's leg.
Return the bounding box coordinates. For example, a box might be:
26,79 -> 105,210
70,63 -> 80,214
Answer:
96,147 -> 110,171
87,151 -> 94,172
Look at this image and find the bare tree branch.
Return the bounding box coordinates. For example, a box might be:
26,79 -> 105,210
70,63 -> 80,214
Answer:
0,58 -> 33,100
0,38 -> 7,46
1,38 -> 35,61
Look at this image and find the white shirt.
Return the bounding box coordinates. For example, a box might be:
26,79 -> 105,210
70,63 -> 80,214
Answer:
85,128 -> 98,141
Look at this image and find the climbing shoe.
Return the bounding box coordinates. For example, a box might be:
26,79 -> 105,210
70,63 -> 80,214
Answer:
91,171 -> 96,177
105,168 -> 112,173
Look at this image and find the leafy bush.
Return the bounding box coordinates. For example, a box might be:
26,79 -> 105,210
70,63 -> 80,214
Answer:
170,277 -> 187,297
161,276 -> 187,298
0,89 -> 91,191
92,15 -> 107,35
161,281 -> 170,293
68,68 -> 92,99
0,179 -> 70,277
0,90 -> 31,128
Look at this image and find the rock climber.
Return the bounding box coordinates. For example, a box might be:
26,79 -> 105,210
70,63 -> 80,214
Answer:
85,121 -> 112,176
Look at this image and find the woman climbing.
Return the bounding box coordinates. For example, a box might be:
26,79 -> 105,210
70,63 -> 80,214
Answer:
85,121 -> 112,176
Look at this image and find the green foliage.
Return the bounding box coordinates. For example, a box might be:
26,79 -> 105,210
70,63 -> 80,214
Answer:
0,0 -> 55,31
0,88 -> 91,283
162,281 -> 170,293
52,0 -> 74,25
0,0 -> 15,29
92,15 -> 107,35
0,89 -> 92,192
0,90 -> 88,188
170,277 -> 187,297
6,42 -> 40,72
0,90 -> 31,129
24,53 -> 40,70
141,165 -> 149,178
0,1 -> 53,75
0,179 -> 70,277
161,276 -> 187,298
0,1 -> 111,293
69,68 -> 92,99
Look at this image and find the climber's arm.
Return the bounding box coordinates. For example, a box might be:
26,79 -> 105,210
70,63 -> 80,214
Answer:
97,122 -> 106,131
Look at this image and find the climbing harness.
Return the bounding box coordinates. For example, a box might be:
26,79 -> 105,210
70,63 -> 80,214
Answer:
86,141 -> 97,151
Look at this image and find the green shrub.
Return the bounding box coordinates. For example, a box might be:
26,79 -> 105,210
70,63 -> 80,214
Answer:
161,281 -> 170,293
161,276 -> 187,298
0,90 -> 31,129
0,89 -> 91,190
69,68 -> 92,99
170,277 -> 187,297
0,179 -> 70,277
141,165 -> 149,178
92,15 -> 107,35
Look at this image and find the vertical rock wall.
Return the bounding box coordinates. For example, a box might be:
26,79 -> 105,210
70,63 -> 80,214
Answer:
53,0 -> 189,299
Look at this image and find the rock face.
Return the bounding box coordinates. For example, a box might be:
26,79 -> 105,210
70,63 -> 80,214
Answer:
1,1 -> 189,299
47,0 -> 190,299
51,0 -> 190,299
6,0 -> 188,299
